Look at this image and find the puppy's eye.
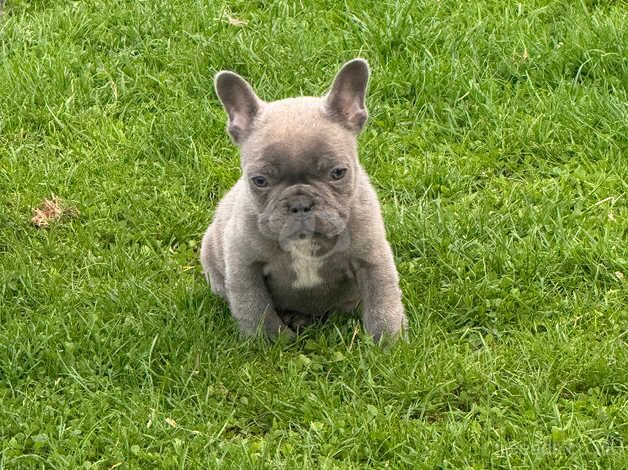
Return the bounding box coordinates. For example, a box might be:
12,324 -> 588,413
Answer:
251,176 -> 269,188
330,167 -> 347,181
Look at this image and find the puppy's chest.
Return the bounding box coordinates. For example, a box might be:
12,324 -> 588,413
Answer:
263,239 -> 353,290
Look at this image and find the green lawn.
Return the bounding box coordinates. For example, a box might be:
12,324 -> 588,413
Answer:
1,0 -> 627,467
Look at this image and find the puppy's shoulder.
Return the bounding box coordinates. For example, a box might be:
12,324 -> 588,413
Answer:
219,179 -> 276,261
352,166 -> 385,223
215,178 -> 247,215
348,166 -> 392,261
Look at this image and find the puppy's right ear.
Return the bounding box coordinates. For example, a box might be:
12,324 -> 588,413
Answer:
214,71 -> 263,144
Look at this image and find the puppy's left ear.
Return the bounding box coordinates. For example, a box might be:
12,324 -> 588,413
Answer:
324,58 -> 370,133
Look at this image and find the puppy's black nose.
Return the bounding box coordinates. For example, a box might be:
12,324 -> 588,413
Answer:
288,196 -> 313,214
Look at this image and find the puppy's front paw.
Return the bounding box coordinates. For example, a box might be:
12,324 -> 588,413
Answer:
278,310 -> 317,333
262,313 -> 296,340
235,308 -> 295,340
363,306 -> 407,343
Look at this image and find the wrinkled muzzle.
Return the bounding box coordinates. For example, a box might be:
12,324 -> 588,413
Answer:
257,188 -> 351,258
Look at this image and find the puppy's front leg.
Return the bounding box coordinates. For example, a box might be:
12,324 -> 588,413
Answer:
355,251 -> 407,342
225,263 -> 291,338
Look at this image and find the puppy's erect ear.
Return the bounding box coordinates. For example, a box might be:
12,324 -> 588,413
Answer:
214,71 -> 263,143
324,58 -> 370,133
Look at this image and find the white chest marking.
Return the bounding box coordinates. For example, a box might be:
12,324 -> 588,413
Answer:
287,239 -> 324,289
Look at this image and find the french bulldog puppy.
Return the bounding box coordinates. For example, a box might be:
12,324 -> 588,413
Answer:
200,58 -> 407,341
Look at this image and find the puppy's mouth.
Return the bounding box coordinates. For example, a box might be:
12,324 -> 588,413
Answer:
280,216 -> 321,240
257,207 -> 351,258
258,192 -> 349,243
295,229 -> 330,240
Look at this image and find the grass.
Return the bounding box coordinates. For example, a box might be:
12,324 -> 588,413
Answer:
0,0 -> 626,467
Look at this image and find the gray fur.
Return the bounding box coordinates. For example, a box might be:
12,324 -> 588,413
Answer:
200,59 -> 407,341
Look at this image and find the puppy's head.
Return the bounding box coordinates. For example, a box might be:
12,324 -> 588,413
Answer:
214,59 -> 370,249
